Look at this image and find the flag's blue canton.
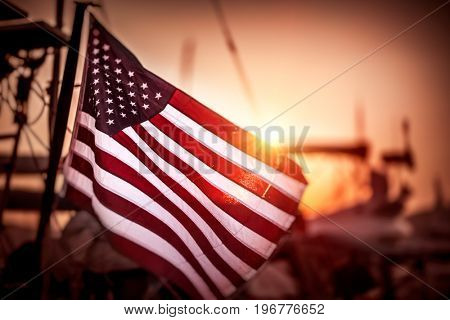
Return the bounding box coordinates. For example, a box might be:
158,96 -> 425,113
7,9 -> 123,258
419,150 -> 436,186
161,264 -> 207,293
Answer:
83,19 -> 175,136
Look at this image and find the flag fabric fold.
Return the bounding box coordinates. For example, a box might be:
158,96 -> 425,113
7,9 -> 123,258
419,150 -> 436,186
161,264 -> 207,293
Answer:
63,15 -> 307,299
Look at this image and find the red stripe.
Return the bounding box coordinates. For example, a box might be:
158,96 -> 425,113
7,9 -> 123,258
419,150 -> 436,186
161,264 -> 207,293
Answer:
65,183 -> 93,213
109,232 -> 204,299
69,152 -> 224,298
76,125 -> 265,269
168,89 -> 307,184
151,114 -> 298,214
112,129 -> 267,269
65,182 -> 202,298
65,179 -> 206,299
74,127 -> 244,286
130,124 -> 286,243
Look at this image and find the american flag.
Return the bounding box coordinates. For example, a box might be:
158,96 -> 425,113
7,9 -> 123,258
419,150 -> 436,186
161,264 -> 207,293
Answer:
64,16 -> 307,299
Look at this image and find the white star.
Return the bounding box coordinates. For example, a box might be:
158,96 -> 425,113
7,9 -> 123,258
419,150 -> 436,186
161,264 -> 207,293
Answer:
93,38 -> 99,45
140,83 -> 148,90
114,68 -> 122,75
128,91 -> 135,97
130,101 -> 136,107
155,92 -> 162,100
93,58 -> 99,64
105,80 -> 110,86
93,48 -> 99,55
116,87 -> 123,92
131,109 -> 137,115
142,104 -> 149,110
94,89 -> 99,95
95,99 -> 100,105
106,89 -> 112,94
104,73 -> 110,78
96,110 -> 100,117
103,65 -> 109,70
102,55 -> 109,61
117,96 -> 124,101
92,68 -> 99,75
93,79 -> 99,85
103,44 -> 110,51
120,112 -> 126,118
127,81 -> 134,87
107,119 -> 114,125
142,94 -> 148,100
115,78 -> 121,83
106,108 -> 113,115
128,71 -> 134,77
119,104 -> 125,109
106,98 -> 113,104
115,58 -> 121,64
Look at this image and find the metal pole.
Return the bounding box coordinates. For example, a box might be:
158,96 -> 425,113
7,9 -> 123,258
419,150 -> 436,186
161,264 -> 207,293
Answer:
48,0 -> 65,140
36,2 -> 89,248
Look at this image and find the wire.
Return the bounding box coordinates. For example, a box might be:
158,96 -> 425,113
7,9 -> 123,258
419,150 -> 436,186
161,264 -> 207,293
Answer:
22,128 -> 46,180
27,102 -> 47,125
30,79 -> 46,101
210,0 -> 257,112
24,125 -> 49,151
1,77 -> 17,113
27,81 -> 48,126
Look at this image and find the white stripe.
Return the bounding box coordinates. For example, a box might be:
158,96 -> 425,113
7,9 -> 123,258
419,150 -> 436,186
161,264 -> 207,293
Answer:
79,111 -> 275,259
162,104 -> 305,200
123,127 -> 276,258
64,167 -> 215,299
140,120 -> 296,230
106,131 -> 256,278
72,128 -> 256,280
71,139 -> 235,296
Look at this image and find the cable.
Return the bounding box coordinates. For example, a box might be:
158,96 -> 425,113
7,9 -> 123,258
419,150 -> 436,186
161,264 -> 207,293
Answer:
27,81 -> 48,126
24,125 -> 49,151
210,0 -> 257,112
27,86 -> 48,126
22,127 -> 46,180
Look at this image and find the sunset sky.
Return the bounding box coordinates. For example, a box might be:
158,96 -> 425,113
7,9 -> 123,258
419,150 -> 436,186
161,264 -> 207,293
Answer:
2,0 -> 449,215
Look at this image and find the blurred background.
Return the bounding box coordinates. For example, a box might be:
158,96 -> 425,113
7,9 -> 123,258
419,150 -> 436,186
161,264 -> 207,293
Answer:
0,0 -> 449,299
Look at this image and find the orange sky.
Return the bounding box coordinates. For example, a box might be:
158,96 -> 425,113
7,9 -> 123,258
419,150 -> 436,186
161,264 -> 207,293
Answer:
2,0 -> 449,215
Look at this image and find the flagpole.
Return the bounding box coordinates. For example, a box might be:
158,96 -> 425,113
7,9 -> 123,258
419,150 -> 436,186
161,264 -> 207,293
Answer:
36,2 -> 93,251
